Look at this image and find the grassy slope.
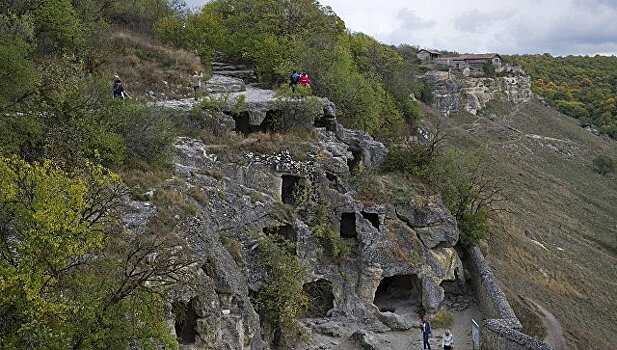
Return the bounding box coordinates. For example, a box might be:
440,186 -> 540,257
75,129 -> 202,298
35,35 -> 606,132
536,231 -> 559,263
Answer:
107,29 -> 206,99
423,100 -> 617,349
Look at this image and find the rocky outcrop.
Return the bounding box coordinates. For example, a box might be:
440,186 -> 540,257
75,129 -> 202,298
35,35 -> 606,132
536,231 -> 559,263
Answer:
138,76 -> 467,349
205,74 -> 246,93
136,127 -> 466,349
426,71 -> 533,115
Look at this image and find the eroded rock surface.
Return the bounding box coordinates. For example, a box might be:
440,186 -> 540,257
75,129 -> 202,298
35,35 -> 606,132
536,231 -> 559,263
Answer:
426,71 -> 533,115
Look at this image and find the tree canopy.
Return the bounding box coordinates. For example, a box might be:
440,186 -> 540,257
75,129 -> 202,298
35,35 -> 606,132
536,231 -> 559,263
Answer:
508,54 -> 617,137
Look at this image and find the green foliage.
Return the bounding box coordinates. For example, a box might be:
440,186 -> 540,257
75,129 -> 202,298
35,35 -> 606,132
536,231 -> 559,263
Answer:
381,132 -> 499,246
0,157 -> 182,349
254,234 -> 308,344
593,154 -> 616,175
482,61 -> 496,77
508,54 -> 617,137
162,0 -> 425,140
311,200 -> 351,260
431,309 -> 454,329
428,151 -> 497,245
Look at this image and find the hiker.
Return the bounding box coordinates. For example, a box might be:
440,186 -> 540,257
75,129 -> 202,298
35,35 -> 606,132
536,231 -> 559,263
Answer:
442,329 -> 453,350
299,72 -> 311,87
289,70 -> 301,92
421,316 -> 432,350
113,75 -> 130,99
192,71 -> 204,101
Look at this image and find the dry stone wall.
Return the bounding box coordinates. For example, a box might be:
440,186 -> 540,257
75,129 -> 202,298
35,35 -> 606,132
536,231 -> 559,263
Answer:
467,246 -> 553,350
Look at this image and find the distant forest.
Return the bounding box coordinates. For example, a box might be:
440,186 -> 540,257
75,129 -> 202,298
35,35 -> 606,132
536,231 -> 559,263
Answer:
508,54 -> 617,137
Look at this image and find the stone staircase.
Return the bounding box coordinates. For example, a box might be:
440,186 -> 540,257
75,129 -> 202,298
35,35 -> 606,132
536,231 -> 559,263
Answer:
211,60 -> 257,84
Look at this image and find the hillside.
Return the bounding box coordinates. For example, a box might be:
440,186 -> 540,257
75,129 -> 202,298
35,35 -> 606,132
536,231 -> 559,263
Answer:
423,99 -> 617,349
2,1 -> 617,349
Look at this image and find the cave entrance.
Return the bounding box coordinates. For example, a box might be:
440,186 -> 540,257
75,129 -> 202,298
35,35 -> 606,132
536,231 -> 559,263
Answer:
313,117 -> 336,131
347,149 -> 363,174
441,269 -> 464,296
303,279 -> 335,318
340,213 -> 357,238
373,275 -> 421,313
232,111 -> 251,134
361,211 -> 380,230
263,224 -> 297,242
259,110 -> 283,132
173,299 -> 198,345
281,175 -> 303,205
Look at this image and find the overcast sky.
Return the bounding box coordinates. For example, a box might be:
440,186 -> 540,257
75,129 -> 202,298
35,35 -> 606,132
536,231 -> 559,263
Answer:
184,0 -> 617,56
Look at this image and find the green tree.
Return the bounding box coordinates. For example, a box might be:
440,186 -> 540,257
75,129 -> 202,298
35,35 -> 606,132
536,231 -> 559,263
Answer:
0,157 -> 188,349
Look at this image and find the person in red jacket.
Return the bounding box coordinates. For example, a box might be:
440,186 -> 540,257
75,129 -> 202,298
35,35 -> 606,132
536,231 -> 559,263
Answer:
299,72 -> 312,87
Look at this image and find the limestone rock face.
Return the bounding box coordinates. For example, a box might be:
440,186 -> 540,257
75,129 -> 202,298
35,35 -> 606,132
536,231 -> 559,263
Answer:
395,197 -> 459,248
426,71 -> 533,115
205,74 -> 246,93
131,102 -> 465,349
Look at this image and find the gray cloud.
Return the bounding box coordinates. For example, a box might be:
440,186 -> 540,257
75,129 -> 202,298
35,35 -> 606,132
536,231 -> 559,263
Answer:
395,8 -> 436,30
452,10 -> 510,33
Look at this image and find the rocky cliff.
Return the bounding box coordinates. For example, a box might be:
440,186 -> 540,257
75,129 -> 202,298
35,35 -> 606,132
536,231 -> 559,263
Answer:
426,71 -> 533,115
128,79 -> 467,349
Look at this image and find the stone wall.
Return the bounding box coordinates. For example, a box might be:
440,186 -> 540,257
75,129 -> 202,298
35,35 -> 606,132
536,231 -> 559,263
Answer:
466,246 -> 554,350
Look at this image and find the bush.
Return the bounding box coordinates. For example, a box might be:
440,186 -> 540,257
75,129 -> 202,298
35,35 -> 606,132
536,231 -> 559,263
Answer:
431,309 -> 454,329
311,200 -> 351,261
110,103 -> 177,165
593,154 -> 616,175
253,234 -> 308,345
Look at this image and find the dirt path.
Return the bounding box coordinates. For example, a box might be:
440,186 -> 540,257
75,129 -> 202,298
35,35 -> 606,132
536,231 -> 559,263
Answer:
301,300 -> 483,350
524,298 -> 566,350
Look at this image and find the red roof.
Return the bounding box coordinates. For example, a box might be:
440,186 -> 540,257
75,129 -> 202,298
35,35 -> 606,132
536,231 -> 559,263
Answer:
451,53 -> 501,61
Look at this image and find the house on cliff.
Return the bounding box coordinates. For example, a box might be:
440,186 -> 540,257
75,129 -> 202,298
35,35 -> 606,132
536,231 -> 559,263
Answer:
450,53 -> 503,70
417,49 -> 442,64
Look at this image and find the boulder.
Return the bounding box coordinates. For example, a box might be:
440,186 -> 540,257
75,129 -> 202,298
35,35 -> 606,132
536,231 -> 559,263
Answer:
205,74 -> 246,93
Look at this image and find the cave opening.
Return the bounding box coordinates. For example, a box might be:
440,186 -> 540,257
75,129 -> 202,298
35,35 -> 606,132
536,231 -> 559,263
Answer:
347,149 -> 363,174
373,275 -> 421,313
259,110 -> 283,132
281,175 -> 302,205
173,299 -> 198,345
340,213 -> 357,239
302,279 -> 335,318
361,211 -> 380,230
232,111 -> 251,134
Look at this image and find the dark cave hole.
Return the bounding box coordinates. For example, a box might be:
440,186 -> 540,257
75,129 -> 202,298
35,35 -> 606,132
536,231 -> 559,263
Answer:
373,275 -> 421,313
361,211 -> 380,230
302,279 -> 335,318
259,110 -> 283,132
281,175 -> 302,205
347,149 -> 363,174
173,299 -> 198,345
340,213 -> 357,238
232,111 -> 251,134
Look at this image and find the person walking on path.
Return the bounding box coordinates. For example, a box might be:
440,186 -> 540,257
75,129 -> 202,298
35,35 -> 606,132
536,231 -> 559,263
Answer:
113,75 -> 130,100
422,316 -> 432,350
192,71 -> 204,101
442,329 -> 453,350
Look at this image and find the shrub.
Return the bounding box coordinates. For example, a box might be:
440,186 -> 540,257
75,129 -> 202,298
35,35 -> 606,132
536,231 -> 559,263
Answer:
253,234 -> 308,345
593,154 -> 616,175
311,200 -> 351,260
110,103 -> 177,165
431,309 -> 454,328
